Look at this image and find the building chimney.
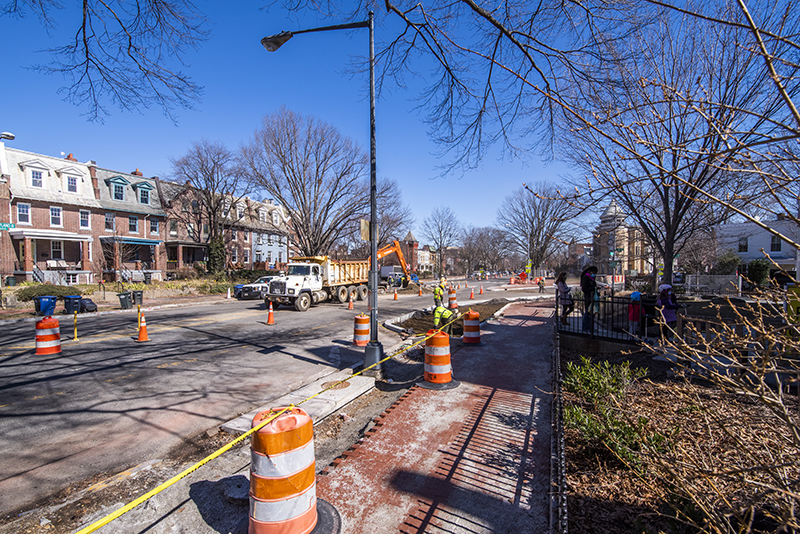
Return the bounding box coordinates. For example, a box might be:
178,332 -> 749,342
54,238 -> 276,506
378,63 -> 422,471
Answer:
131,168 -> 143,176
65,153 -> 77,161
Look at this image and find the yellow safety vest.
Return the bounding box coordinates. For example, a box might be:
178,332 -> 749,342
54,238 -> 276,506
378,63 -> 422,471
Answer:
434,306 -> 454,327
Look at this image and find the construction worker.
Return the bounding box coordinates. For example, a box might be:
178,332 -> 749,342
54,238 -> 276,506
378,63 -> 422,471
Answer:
434,305 -> 458,336
433,278 -> 447,307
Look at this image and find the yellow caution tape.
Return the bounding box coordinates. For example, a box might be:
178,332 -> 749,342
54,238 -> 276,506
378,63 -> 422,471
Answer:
75,319 -> 462,534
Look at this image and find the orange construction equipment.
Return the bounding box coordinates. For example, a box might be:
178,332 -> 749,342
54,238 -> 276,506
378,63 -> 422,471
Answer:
136,312 -> 150,342
353,314 -> 369,346
469,288 -> 474,300
249,407 -> 318,534
348,294 -> 354,310
463,310 -> 481,344
417,330 -> 459,390
448,288 -> 458,310
267,302 -> 275,325
35,316 -> 61,355
480,285 -> 484,295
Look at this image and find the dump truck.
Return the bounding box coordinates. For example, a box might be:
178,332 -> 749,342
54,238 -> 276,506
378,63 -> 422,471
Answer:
265,240 -> 417,311
265,256 -> 371,311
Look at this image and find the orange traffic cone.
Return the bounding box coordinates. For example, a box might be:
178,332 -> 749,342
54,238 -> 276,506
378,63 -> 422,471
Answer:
480,285 -> 484,295
136,312 -> 150,342
267,302 -> 275,325
470,288 -> 474,299
393,288 -> 398,300
348,294 -> 354,309
418,286 -> 422,296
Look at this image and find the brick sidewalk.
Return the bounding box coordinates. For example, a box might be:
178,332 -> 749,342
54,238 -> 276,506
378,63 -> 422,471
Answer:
316,301 -> 555,534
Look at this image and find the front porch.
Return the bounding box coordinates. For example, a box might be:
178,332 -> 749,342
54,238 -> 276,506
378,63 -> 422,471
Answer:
100,236 -> 164,283
9,228 -> 94,285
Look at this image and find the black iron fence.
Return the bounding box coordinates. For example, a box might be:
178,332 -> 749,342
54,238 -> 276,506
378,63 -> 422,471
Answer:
555,289 -> 662,343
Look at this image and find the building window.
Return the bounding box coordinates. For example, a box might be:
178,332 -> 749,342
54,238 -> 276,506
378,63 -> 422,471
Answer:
232,228 -> 238,240
17,203 -> 30,224
771,235 -> 782,252
278,252 -> 283,264
267,251 -> 272,263
31,170 -> 43,188
187,222 -> 197,240
113,184 -> 125,201
272,211 -> 280,226
67,176 -> 78,193
267,234 -> 273,245
244,249 -> 250,263
51,240 -> 63,260
50,206 -> 62,227
80,210 -> 91,229
256,251 -> 262,263
243,231 -> 249,242
738,237 -> 748,253
66,273 -> 78,285
139,188 -> 150,204
259,209 -> 266,223
87,241 -> 92,261
169,220 -> 178,236
202,223 -> 209,237
105,212 -> 115,231
231,248 -> 238,263
129,216 -> 138,233
237,205 -> 245,219
150,219 -> 159,235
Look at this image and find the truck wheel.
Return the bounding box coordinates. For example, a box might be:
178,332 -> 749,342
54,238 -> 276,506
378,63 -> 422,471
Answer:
294,293 -> 311,312
356,285 -> 368,301
347,285 -> 357,302
336,286 -> 349,303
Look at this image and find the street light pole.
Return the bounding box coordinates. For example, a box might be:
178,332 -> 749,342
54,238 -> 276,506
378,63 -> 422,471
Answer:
261,12 -> 383,375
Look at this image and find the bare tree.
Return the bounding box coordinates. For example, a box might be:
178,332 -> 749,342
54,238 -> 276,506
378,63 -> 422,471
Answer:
6,0 -> 208,121
496,184 -> 574,270
461,226 -> 510,273
241,108 -> 370,257
420,206 -> 462,277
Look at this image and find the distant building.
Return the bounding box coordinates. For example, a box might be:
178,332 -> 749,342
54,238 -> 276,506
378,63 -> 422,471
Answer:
592,201 -> 652,276
715,216 -> 800,273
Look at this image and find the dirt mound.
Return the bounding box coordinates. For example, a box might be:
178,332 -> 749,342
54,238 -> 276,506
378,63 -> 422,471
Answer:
396,298 -> 511,336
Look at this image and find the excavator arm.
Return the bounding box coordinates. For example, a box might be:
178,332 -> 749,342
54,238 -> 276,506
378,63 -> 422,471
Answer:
377,240 -> 411,284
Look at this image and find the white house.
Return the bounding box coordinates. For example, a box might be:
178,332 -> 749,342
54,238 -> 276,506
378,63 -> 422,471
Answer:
715,216 -> 800,273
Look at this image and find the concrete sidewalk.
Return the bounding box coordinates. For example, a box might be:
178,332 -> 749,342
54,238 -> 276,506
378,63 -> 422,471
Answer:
71,299 -> 555,534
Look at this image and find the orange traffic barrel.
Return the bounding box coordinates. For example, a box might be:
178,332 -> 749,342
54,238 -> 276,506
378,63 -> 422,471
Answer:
448,288 -> 458,309
417,330 -> 459,390
35,316 -> 61,355
463,310 -> 481,344
353,314 -> 369,346
249,407 -> 318,534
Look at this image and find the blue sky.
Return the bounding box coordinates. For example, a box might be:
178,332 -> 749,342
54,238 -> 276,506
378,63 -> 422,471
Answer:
0,4 -> 574,239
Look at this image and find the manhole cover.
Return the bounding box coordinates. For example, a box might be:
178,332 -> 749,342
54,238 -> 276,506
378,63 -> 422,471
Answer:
321,380 -> 350,390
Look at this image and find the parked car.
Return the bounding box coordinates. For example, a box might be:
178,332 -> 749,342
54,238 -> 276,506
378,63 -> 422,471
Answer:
238,276 -> 274,299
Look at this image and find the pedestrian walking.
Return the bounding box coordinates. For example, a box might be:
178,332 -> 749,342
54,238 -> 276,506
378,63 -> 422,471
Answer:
628,291 -> 644,337
555,272 -> 574,325
580,266 -> 598,332
656,284 -> 681,340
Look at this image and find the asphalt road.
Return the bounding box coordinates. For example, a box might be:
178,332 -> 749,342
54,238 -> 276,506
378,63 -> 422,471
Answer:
0,279 -> 541,517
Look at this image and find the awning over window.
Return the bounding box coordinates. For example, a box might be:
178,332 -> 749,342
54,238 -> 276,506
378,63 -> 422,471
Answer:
8,228 -> 92,242
99,236 -> 163,246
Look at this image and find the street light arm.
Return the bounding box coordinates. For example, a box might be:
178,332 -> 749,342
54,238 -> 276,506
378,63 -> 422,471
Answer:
261,20 -> 369,52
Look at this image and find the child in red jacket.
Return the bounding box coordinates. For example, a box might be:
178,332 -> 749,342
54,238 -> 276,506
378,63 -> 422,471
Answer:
628,291 -> 643,337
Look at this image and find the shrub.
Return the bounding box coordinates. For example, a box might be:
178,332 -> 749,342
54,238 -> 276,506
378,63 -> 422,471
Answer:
15,284 -> 86,301
746,258 -> 770,286
198,280 -> 230,294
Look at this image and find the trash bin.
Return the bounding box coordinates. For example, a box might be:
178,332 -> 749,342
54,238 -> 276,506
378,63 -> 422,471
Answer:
64,295 -> 82,314
35,295 -> 57,316
131,290 -> 144,306
234,284 -> 244,298
117,292 -> 133,309
144,272 -> 152,285
5,276 -> 16,286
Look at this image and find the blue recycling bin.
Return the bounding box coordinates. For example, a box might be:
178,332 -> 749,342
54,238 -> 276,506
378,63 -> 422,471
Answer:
64,295 -> 82,314
34,296 -> 57,316
234,284 -> 244,298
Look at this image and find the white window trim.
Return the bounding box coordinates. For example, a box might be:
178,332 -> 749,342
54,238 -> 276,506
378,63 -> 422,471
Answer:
16,202 -> 31,225
150,219 -> 159,235
51,240 -> 63,260
79,209 -> 91,229
66,175 -> 79,194
50,206 -> 63,228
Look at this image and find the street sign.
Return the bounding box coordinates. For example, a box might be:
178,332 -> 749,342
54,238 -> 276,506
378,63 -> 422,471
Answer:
0,222 -> 15,231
